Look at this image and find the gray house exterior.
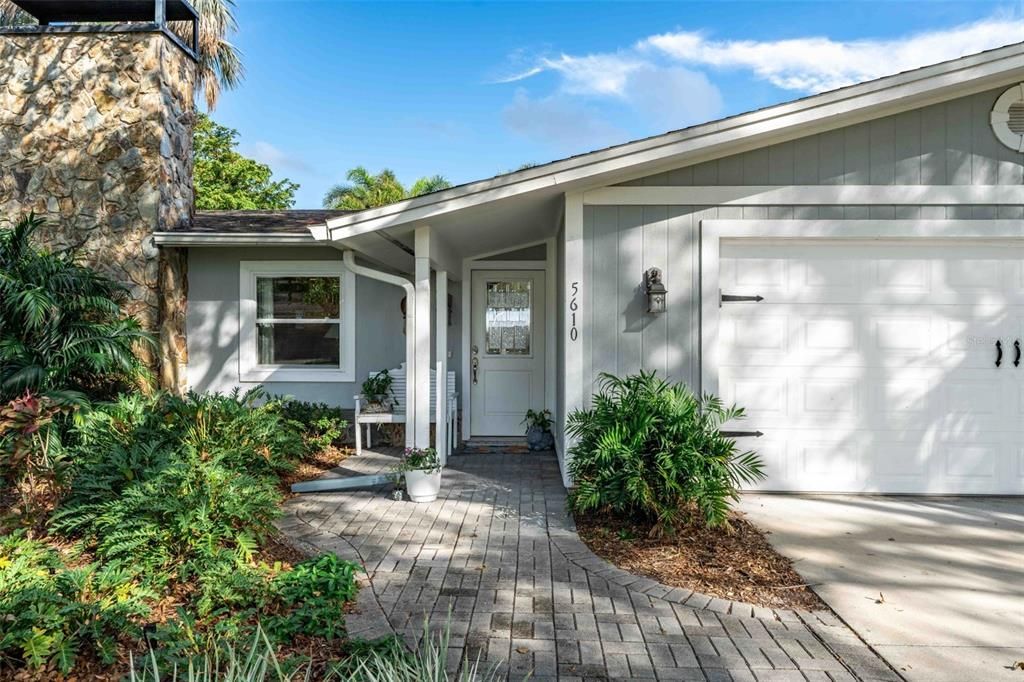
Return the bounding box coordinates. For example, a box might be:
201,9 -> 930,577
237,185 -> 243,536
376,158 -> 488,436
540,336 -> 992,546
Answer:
156,45 -> 1024,496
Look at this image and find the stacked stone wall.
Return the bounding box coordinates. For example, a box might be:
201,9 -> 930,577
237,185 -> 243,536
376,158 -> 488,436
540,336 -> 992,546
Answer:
0,30 -> 194,388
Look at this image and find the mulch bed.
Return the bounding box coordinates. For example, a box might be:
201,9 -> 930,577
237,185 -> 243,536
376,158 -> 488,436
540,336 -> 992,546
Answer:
279,444 -> 353,496
575,511 -> 823,611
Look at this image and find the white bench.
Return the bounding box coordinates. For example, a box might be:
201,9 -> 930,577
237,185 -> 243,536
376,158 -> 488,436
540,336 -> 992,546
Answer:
353,362 -> 457,456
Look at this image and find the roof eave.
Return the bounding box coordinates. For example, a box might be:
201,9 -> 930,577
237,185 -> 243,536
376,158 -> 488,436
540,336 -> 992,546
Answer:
152,232 -> 319,246
323,41 -> 1024,241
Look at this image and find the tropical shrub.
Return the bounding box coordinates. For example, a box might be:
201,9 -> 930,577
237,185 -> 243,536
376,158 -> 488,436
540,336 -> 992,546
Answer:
0,531 -> 154,673
278,398 -> 348,451
0,214 -> 152,402
263,553 -> 359,642
567,371 -> 765,531
0,391 -> 82,530
50,389 -> 303,614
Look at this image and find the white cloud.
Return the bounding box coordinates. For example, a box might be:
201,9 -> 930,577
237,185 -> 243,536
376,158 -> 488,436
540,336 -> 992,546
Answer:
501,89 -> 626,151
621,66 -> 723,129
641,16 -> 1024,93
494,14 -> 1023,152
246,141 -> 312,173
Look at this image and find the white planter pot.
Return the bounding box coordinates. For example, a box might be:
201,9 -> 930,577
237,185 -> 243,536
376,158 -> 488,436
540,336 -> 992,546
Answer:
404,468 -> 441,503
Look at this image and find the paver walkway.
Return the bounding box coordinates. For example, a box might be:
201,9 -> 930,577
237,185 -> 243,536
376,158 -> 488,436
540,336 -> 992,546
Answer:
280,449 -> 899,681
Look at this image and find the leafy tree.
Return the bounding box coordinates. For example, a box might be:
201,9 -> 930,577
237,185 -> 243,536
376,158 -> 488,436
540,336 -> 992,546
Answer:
194,114 -> 299,210
323,167 -> 452,210
0,0 -> 242,110
0,215 -> 152,403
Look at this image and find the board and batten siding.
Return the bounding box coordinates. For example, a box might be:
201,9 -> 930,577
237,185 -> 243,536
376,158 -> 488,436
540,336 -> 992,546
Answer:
580,86 -> 1024,398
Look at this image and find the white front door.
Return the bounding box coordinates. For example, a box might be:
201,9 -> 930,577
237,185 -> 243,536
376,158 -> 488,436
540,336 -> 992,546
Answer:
717,240 -> 1024,494
470,270 -> 546,435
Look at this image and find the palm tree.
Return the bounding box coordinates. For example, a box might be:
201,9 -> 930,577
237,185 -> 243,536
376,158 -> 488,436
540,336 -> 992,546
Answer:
0,0 -> 242,110
324,167 -> 453,210
0,214 -> 153,402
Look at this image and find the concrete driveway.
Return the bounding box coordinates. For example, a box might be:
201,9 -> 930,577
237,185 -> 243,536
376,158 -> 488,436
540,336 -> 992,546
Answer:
740,495 -> 1024,681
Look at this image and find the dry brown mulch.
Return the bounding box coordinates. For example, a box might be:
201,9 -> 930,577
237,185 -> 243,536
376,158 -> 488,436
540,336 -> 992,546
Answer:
575,511 -> 823,611
279,444 -> 353,496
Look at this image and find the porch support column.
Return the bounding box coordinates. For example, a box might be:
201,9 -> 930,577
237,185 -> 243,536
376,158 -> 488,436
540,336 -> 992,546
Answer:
562,192 -> 585,487
435,270 -> 448,465
414,226 -> 433,449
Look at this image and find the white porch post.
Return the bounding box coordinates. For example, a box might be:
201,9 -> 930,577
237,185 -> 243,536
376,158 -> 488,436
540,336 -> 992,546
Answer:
414,226 -> 432,449
435,270 -> 448,465
563,192 -> 584,487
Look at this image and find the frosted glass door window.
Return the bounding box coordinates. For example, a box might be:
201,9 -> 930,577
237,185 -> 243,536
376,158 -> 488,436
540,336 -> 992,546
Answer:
485,280 -> 532,355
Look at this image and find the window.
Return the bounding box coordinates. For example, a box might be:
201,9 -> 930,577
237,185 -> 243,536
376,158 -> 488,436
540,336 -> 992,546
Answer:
485,279 -> 532,356
239,262 -> 355,382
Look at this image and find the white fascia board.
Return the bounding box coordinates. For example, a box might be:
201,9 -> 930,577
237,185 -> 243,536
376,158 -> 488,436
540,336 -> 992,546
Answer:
702,219 -> 1024,240
323,44 -> 1024,241
584,185 -> 1024,206
152,232 -> 317,246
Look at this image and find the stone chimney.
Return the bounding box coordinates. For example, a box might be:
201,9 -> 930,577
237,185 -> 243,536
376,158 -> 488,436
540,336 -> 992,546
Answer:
0,1 -> 198,390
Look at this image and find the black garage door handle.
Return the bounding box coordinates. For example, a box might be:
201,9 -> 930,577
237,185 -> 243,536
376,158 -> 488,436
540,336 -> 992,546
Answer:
996,340 -> 1003,368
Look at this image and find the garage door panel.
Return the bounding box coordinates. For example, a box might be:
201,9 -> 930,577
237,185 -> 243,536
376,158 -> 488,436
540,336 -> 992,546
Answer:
875,258 -> 930,291
719,241 -> 1024,494
805,318 -> 859,351
942,259 -> 1005,290
868,442 -> 929,477
802,379 -> 859,414
743,431 -> 1022,494
943,444 -> 999,479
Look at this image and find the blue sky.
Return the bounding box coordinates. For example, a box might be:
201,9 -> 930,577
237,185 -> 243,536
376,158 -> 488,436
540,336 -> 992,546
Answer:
212,1 -> 1024,209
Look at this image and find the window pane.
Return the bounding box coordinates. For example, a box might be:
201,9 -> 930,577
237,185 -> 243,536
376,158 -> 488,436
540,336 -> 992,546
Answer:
485,280 -> 531,355
257,322 -> 340,366
257,276 -> 340,319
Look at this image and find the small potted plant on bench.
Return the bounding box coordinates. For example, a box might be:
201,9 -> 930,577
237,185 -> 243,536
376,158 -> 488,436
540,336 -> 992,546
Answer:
522,408 -> 554,451
361,369 -> 395,413
395,447 -> 442,502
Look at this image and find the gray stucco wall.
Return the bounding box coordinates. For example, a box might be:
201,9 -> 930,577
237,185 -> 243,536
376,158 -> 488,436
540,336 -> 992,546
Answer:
187,246 -> 407,407
581,86 -> 1024,397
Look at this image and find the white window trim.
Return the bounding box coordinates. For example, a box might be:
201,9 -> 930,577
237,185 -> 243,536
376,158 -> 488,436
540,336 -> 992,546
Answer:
239,261 -> 356,383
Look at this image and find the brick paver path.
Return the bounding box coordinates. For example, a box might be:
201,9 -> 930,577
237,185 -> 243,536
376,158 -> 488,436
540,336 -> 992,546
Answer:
280,449 -> 900,682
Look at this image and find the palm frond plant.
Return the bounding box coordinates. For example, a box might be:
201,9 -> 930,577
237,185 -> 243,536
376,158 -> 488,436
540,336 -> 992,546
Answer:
567,371 -> 765,532
323,167 -> 452,210
0,214 -> 153,403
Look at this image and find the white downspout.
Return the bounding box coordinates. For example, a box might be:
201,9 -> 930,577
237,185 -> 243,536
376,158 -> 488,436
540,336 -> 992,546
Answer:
341,250 -> 416,448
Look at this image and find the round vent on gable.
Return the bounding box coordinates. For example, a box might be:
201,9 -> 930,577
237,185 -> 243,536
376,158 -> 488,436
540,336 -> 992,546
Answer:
991,84 -> 1024,152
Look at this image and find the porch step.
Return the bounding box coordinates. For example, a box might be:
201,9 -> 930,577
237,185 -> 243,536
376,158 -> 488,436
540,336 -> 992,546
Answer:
458,437 -> 530,455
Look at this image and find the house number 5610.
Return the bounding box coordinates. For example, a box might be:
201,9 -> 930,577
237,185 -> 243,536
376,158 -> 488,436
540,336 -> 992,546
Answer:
569,281 -> 580,341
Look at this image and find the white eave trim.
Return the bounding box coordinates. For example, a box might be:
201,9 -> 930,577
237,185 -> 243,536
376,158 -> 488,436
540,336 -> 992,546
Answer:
323,42 -> 1024,241
584,185 -> 1024,206
152,232 -> 318,246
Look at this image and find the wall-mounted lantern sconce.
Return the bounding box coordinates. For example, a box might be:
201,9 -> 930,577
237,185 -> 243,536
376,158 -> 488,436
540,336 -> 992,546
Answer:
645,267 -> 667,314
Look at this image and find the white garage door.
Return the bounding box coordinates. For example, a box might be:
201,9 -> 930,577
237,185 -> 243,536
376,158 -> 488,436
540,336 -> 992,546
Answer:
718,240 -> 1024,494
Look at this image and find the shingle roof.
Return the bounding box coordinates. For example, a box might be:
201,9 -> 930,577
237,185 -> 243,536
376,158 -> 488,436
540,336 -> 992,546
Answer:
185,210 -> 354,235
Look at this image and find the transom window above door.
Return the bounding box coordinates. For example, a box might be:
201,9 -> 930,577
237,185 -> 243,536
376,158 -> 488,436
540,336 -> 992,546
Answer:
485,280 -> 532,356
239,262 -> 355,382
